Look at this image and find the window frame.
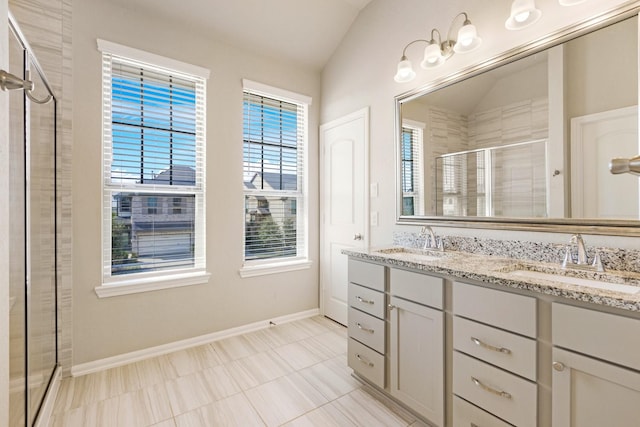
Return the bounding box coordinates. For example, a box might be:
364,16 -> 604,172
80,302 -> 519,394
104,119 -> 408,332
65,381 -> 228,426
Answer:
95,40 -> 210,297
240,79 -> 312,277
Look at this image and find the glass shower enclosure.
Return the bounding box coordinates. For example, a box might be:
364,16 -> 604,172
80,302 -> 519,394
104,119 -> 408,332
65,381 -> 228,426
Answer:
6,12 -> 58,426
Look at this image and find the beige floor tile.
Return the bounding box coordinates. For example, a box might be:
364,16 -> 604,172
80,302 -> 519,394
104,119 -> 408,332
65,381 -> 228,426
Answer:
310,315 -> 346,331
282,402 -> 359,427
164,371 -> 217,416
174,393 -> 265,427
150,419 -> 177,427
225,350 -> 294,390
298,356 -> 360,400
165,344 -> 223,377
244,372 -> 329,427
199,364 -> 242,401
333,388 -> 415,427
51,383 -> 171,427
136,354 -> 180,387
211,335 -> 262,362
298,332 -> 346,360
274,341 -> 325,371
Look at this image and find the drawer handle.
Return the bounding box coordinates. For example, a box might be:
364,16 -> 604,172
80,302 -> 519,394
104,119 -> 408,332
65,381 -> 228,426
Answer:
356,296 -> 374,305
471,377 -> 512,399
356,353 -> 374,367
388,304 -> 396,311
356,323 -> 375,334
553,361 -> 565,372
470,337 -> 512,355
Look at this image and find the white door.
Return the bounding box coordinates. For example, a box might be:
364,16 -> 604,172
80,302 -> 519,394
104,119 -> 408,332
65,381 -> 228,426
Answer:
571,106 -> 639,218
320,108 -> 369,325
552,347 -> 640,426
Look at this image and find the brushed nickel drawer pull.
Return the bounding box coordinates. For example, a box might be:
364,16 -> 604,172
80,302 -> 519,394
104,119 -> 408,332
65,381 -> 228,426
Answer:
470,337 -> 512,355
356,354 -> 374,367
356,296 -> 374,305
388,304 -> 396,310
356,323 -> 375,334
471,377 -> 512,399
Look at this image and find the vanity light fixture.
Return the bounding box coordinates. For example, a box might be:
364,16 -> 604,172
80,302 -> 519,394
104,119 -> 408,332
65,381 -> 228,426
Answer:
394,12 -> 482,83
505,0 -> 542,30
559,0 -> 588,5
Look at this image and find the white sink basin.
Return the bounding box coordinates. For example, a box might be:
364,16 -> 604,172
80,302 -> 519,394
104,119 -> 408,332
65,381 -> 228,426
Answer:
509,269 -> 640,295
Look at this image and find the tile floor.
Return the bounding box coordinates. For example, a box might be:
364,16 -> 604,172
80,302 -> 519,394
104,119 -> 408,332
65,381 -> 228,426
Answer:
51,316 -> 427,426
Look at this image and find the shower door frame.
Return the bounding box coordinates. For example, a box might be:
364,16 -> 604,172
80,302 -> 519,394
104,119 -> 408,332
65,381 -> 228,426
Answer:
8,11 -> 59,426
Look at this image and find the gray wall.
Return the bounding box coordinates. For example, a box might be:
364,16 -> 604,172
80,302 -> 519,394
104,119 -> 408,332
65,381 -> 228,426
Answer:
72,0 -> 320,365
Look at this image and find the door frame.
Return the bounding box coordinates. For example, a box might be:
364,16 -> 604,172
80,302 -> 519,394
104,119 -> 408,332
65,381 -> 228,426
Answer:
319,107 -> 370,319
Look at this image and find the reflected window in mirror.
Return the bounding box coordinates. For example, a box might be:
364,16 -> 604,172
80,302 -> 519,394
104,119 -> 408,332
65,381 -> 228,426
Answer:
401,120 -> 425,216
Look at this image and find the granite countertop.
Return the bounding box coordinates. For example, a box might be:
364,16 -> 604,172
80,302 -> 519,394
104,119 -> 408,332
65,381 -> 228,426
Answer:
342,246 -> 640,312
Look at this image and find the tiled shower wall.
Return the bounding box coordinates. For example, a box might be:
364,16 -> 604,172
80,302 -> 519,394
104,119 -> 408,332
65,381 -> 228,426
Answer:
9,0 -> 73,375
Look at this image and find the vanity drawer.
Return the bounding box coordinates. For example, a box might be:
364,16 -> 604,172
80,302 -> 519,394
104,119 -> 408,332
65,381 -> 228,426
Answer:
348,337 -> 385,388
453,395 -> 513,427
348,259 -> 385,292
454,351 -> 537,427
390,268 -> 443,309
348,307 -> 385,353
453,282 -> 537,338
454,316 -> 537,381
553,303 -> 640,371
348,282 -> 385,319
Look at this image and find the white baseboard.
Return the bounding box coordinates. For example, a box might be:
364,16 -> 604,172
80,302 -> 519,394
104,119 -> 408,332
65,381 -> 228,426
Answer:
71,308 -> 320,377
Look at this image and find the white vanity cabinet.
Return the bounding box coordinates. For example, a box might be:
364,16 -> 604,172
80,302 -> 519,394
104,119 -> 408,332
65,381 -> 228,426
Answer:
552,303 -> 640,426
347,259 -> 386,389
389,268 -> 444,426
452,282 -> 537,427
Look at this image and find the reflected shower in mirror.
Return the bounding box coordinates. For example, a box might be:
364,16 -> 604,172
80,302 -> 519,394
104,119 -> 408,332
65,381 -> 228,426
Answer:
397,13 -> 639,222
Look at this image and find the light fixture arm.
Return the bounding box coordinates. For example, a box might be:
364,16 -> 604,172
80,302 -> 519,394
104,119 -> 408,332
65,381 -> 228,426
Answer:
399,38 -> 430,58
446,12 -> 471,46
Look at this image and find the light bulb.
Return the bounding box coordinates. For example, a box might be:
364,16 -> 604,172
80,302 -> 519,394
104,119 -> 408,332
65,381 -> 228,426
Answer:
394,58 -> 416,83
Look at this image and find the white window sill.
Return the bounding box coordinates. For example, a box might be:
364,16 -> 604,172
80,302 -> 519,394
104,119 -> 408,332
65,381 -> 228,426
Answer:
95,271 -> 211,298
239,259 -> 312,278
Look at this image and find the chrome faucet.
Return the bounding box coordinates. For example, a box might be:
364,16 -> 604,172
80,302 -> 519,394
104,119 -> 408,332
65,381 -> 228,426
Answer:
562,234 -> 604,272
419,226 -> 444,251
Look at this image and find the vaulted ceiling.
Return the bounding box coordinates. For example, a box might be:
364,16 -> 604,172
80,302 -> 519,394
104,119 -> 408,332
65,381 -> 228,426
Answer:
107,0 -> 373,70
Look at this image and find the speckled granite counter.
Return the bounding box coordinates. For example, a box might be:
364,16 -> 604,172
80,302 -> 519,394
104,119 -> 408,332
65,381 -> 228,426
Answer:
343,246 -> 640,312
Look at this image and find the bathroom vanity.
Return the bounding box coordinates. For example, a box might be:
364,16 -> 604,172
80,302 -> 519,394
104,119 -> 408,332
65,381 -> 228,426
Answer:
343,246 -> 640,427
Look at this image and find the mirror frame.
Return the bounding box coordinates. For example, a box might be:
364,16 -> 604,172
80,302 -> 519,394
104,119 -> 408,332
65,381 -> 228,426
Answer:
395,2 -> 640,236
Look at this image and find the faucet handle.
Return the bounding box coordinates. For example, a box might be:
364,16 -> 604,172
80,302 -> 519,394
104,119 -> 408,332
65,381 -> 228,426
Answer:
561,245 -> 572,268
591,251 -> 605,272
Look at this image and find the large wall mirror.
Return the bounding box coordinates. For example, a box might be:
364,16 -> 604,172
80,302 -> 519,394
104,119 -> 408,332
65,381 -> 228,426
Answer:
396,4 -> 640,235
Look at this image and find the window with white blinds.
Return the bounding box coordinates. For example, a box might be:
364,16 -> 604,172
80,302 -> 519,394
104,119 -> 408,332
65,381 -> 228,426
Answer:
242,81 -> 309,265
401,123 -> 424,216
100,41 -> 208,283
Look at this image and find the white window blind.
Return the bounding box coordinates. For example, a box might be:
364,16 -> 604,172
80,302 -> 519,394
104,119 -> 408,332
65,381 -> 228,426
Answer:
401,124 -> 424,216
242,85 -> 308,264
101,46 -> 206,282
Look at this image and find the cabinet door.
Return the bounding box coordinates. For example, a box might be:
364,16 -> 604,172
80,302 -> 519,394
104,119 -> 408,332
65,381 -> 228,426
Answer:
389,296 -> 444,426
553,347 -> 640,427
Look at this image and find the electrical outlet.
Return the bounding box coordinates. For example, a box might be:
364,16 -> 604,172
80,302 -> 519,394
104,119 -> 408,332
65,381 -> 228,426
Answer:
371,211 -> 379,226
370,182 -> 378,198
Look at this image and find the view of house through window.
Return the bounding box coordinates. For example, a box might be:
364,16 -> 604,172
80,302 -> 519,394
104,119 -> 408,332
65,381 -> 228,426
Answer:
242,83 -> 308,263
101,42 -> 207,280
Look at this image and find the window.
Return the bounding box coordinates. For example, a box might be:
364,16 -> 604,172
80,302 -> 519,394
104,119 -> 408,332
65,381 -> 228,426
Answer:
401,121 -> 424,216
98,40 -> 209,291
242,80 -> 310,272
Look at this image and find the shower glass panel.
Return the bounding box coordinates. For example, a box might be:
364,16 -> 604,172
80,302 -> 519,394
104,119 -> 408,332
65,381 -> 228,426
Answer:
7,14 -> 58,426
